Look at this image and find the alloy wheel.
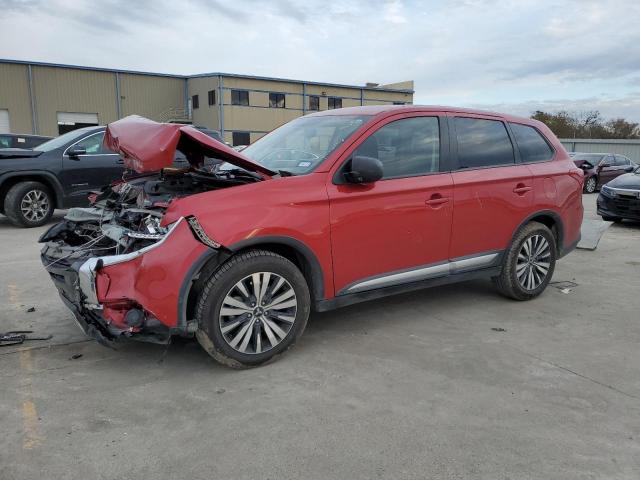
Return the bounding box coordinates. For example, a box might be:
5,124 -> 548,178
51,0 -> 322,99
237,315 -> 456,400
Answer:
20,189 -> 50,222
218,272 -> 297,354
516,235 -> 551,291
585,177 -> 597,193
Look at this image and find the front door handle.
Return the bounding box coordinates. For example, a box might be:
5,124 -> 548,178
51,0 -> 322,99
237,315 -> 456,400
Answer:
425,194 -> 450,207
513,184 -> 532,195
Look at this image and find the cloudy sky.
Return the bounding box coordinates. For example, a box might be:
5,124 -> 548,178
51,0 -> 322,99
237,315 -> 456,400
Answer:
2,0 -> 640,121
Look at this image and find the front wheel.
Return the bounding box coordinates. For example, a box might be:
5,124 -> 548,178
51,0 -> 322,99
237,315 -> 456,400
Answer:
195,250 -> 310,368
493,222 -> 557,301
4,181 -> 54,227
584,176 -> 597,193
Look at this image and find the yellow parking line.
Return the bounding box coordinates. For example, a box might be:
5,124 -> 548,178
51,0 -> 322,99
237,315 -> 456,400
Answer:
19,349 -> 44,449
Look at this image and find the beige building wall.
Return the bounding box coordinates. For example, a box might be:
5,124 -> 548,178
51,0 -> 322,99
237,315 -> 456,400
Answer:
32,65 -> 118,136
187,75 -> 220,130
218,76 -> 413,144
0,63 -> 32,133
0,60 -> 413,140
119,73 -> 185,120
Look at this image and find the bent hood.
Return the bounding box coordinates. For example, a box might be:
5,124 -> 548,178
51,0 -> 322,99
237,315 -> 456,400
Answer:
0,148 -> 43,159
104,115 -> 274,177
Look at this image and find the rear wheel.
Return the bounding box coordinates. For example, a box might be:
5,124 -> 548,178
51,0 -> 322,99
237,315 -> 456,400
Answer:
195,250 -> 310,368
4,181 -> 54,227
584,176 -> 597,193
493,222 -> 556,301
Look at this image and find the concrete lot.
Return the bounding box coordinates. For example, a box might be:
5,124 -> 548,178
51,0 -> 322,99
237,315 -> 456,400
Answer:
1,194 -> 639,479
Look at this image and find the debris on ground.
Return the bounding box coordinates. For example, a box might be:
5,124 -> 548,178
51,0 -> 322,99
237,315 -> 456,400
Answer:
0,330 -> 52,347
216,388 -> 226,394
70,353 -> 83,360
26,307 -> 36,313
550,280 -> 579,295
491,327 -> 507,332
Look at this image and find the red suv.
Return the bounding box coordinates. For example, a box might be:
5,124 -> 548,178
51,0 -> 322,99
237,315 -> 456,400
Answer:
40,107 -> 584,367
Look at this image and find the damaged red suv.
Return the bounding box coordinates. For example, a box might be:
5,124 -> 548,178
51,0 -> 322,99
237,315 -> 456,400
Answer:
40,107 -> 584,367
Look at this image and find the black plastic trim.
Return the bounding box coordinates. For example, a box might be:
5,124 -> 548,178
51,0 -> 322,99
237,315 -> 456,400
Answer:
315,266 -> 501,312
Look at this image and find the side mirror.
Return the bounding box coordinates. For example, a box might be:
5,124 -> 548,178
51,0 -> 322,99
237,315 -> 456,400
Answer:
344,155 -> 384,184
67,146 -> 86,159
624,165 -> 634,173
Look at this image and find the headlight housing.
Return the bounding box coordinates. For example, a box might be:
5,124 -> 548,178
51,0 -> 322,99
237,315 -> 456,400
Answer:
601,185 -> 616,197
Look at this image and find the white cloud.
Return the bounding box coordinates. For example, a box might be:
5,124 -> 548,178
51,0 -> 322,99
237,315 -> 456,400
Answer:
1,0 -> 639,121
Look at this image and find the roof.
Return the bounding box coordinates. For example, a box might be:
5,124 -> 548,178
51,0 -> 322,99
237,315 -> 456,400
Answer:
0,58 -> 414,94
307,105 -> 537,124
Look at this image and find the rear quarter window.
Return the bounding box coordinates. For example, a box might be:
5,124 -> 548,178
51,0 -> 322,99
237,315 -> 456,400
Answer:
454,117 -> 515,168
509,123 -> 554,163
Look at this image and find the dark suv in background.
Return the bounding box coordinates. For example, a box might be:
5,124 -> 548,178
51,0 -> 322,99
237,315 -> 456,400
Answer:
0,125 -> 223,227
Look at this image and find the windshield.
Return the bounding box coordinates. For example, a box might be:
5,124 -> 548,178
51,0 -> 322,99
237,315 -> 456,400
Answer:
238,115 -> 370,175
35,129 -> 97,152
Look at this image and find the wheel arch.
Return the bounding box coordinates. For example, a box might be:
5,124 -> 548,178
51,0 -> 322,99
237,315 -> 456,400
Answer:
0,172 -> 65,209
513,210 -> 564,253
178,236 -> 325,329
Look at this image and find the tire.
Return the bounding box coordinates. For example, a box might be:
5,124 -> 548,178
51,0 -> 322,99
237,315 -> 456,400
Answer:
602,216 -> 623,223
195,249 -> 311,368
584,176 -> 597,193
493,222 -> 557,301
4,181 -> 54,227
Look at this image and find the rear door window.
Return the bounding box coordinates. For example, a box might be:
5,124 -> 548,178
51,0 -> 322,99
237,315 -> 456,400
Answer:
509,123 -> 554,163
454,117 -> 515,169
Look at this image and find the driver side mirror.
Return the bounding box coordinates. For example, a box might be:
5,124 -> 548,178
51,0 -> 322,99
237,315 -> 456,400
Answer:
624,165 -> 634,173
67,146 -> 86,159
344,155 -> 384,184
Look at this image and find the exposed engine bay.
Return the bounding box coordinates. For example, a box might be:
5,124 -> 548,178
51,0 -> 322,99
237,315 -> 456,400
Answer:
40,167 -> 260,261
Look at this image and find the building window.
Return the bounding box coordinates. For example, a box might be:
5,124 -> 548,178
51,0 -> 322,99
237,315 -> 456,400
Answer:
231,90 -> 249,106
308,96 -> 319,111
232,131 -> 251,146
192,95 -> 199,109
269,93 -> 285,108
328,97 -> 342,109
208,90 -> 216,106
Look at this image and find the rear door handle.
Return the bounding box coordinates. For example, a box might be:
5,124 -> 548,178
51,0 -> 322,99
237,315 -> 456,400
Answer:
425,194 -> 450,207
513,184 -> 532,195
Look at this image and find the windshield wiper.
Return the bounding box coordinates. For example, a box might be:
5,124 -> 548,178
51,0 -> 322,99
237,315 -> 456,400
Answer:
278,170 -> 295,177
216,168 -> 263,181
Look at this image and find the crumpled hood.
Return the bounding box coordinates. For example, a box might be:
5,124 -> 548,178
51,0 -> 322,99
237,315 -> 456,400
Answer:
607,172 -> 640,190
0,148 -> 43,159
104,115 -> 274,177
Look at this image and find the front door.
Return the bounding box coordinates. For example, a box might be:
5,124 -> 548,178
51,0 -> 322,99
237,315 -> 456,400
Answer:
61,131 -> 124,205
327,114 -> 453,295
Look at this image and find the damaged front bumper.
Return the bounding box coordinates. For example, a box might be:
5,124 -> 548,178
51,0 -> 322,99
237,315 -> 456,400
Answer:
40,217 -> 213,346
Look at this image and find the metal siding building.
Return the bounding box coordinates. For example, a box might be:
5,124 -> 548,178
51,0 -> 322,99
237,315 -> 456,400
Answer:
560,138 -> 640,163
0,59 -> 414,143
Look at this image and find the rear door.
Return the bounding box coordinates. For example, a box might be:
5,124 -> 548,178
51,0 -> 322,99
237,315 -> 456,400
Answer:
449,114 -> 533,260
327,113 -> 454,295
60,131 -> 124,205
